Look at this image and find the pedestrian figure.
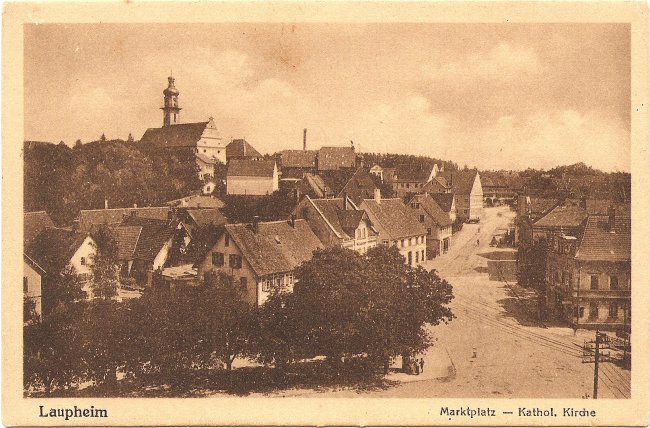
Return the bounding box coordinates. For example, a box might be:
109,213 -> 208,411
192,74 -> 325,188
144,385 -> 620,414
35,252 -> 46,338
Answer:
476,239 -> 480,246
415,363 -> 420,375
419,358 -> 425,373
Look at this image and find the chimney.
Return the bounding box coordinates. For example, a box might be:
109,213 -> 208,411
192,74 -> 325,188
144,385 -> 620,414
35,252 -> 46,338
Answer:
252,215 -> 260,234
608,206 -> 616,232
374,188 -> 381,204
133,203 -> 138,208
303,128 -> 307,151
104,198 -> 109,210
290,214 -> 296,228
343,192 -> 349,210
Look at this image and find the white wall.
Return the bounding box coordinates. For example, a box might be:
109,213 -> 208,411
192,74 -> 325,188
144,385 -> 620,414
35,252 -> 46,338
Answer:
23,261 -> 43,317
227,176 -> 278,195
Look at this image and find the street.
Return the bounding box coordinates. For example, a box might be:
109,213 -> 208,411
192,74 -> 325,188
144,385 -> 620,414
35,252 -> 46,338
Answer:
310,206 -> 631,398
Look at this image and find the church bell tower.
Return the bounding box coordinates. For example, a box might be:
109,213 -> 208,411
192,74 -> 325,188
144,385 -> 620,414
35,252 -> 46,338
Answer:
161,76 -> 181,127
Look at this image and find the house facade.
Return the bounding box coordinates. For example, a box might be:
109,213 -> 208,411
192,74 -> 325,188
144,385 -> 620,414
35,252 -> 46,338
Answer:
360,192 -> 427,267
408,193 -> 452,259
437,170 -> 483,222
293,195 -> 378,254
197,219 -> 323,306
545,212 -> 630,331
226,159 -> 279,196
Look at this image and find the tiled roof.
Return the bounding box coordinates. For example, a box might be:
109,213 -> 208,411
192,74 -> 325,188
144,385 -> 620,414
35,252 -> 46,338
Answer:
336,168 -> 379,205
575,215 -> 631,262
167,195 -> 225,209
337,210 -> 367,237
24,211 -> 55,247
318,146 -> 356,171
121,217 -> 176,262
225,220 -> 323,277
534,204 -> 587,229
280,150 -> 318,169
585,199 -> 631,216
139,122 -> 207,148
226,139 -> 262,160
394,164 -> 434,182
25,228 -> 90,275
110,226 -> 142,261
78,207 -> 170,231
187,208 -> 227,229
361,198 -> 426,240
227,159 -> 276,177
196,152 -> 219,165
430,193 -> 455,213
302,173 -> 329,197
410,194 -> 452,227
528,198 -> 560,216
438,170 -> 479,195
308,197 -> 361,239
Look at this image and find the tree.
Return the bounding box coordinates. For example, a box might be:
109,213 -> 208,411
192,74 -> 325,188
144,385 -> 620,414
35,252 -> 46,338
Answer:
100,133 -> 107,142
198,272 -> 255,370
127,133 -> 134,143
517,238 -> 548,320
74,139 -> 82,149
24,302 -> 86,395
89,225 -> 119,300
43,265 -> 87,316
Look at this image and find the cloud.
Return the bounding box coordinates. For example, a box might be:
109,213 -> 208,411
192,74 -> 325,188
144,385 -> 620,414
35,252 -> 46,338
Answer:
425,42 -> 541,86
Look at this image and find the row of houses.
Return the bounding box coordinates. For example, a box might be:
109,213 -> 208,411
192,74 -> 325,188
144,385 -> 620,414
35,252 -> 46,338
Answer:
516,196 -> 631,332
25,182 -> 457,315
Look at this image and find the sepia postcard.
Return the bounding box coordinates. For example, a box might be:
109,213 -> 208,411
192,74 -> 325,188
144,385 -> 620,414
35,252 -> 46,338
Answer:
2,1 -> 649,426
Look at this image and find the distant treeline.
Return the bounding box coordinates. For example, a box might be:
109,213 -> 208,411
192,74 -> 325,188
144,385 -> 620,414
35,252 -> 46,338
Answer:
24,140 -> 202,225
361,153 -> 459,171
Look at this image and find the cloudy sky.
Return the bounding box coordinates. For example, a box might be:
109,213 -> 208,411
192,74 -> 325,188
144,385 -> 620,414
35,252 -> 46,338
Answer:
24,23 -> 630,171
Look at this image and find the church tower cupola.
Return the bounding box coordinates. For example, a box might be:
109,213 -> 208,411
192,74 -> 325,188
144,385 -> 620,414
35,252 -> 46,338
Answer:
161,76 -> 181,127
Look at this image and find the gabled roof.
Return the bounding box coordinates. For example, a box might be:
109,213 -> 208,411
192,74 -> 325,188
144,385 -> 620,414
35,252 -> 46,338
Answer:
120,217 -> 177,262
394,163 -> 434,183
78,207 -> 170,231
528,198 -> 560,217
534,204 -> 587,229
226,139 -> 262,160
438,170 -> 479,195
24,211 -> 55,247
25,228 -> 91,275
430,193 -> 455,213
307,197 -> 362,240
139,122 -> 208,148
227,159 -> 276,177
336,168 -> 379,205
410,194 -> 452,227
280,150 -> 318,169
301,173 -> 329,198
186,208 -> 227,229
422,176 -> 451,193
167,194 -> 225,209
575,215 -> 631,262
337,210 -> 367,237
318,146 -> 356,171
110,226 -> 142,261
361,198 -> 426,240
225,220 -> 323,277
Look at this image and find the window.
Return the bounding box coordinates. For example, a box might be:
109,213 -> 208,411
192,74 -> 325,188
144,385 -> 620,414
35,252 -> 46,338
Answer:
23,277 -> 28,294
419,214 -> 425,223
415,251 -> 419,263
212,252 -> 224,266
401,239 -> 405,247
610,275 -> 619,290
262,278 -> 272,292
229,254 -> 242,269
224,234 -> 230,247
408,251 -> 412,266
608,302 -> 618,319
80,257 -> 86,266
590,275 -> 599,290
382,240 -> 389,245
575,306 -> 585,318
240,277 -> 248,293
422,250 -> 425,260
427,228 -> 432,236
203,149 -> 207,153
589,303 -> 599,319
409,238 -> 413,246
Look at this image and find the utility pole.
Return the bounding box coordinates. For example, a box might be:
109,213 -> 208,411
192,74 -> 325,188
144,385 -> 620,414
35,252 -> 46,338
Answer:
593,330 -> 600,399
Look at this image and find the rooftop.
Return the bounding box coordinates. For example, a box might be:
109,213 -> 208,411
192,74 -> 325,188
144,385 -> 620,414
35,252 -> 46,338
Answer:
226,139 -> 262,160
24,211 -> 55,247
227,159 -> 276,177
575,215 -> 631,262
361,198 -> 426,240
25,228 -> 90,275
139,122 -> 208,148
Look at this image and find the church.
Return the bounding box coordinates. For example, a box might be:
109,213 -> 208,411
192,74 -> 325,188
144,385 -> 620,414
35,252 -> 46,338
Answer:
139,76 -> 227,180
